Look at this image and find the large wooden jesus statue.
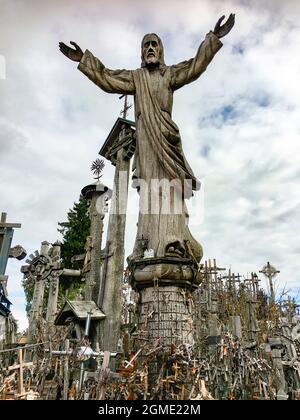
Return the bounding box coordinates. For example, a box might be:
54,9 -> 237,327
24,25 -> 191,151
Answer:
59,14 -> 235,263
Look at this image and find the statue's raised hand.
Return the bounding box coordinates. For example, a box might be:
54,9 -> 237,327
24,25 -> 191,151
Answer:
213,13 -> 235,39
59,41 -> 83,62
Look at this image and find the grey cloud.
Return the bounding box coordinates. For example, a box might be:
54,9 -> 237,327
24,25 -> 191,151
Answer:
0,121 -> 27,158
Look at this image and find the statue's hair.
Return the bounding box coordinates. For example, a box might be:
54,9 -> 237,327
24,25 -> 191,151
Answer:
141,33 -> 166,69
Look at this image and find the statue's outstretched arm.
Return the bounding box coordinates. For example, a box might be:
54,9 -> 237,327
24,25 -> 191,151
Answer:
59,41 -> 135,95
170,13 -> 235,91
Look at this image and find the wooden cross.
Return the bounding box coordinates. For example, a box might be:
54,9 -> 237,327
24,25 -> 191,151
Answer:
243,273 -> 261,300
119,95 -> 132,119
0,212 -> 21,229
124,346 -> 143,368
282,296 -> 298,322
202,259 -> 226,307
8,348 -> 33,395
161,375 -> 175,390
252,272 -> 261,298
222,270 -> 242,295
172,362 -> 181,380
0,212 -> 22,275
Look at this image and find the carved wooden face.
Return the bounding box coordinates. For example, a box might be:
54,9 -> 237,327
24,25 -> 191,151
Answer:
142,34 -> 161,66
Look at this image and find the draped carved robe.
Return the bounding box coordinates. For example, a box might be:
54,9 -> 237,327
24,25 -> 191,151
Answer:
78,32 -> 222,261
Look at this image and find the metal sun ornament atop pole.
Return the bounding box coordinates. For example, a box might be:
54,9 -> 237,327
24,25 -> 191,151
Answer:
91,158 -> 105,181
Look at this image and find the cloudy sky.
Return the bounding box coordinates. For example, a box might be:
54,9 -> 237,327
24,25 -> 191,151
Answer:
1,0 -> 300,331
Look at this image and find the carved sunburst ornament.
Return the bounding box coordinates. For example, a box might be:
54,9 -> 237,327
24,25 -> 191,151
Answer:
91,158 -> 105,181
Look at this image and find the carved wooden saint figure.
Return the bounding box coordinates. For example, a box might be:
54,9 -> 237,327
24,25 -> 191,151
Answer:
59,14 -> 235,263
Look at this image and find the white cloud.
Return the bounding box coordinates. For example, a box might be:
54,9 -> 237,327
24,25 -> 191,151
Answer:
1,0 -> 300,331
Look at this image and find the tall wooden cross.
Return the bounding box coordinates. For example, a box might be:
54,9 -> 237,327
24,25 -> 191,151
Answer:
0,212 -> 22,275
222,270 -> 242,293
8,348 -> 33,395
202,259 -> 226,311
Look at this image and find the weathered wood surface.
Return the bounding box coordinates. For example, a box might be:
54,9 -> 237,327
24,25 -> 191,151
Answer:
97,350 -> 111,400
138,286 -> 194,346
100,141 -> 131,352
63,339 -> 69,400
82,186 -> 106,303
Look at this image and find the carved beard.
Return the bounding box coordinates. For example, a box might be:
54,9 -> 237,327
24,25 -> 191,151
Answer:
144,50 -> 160,66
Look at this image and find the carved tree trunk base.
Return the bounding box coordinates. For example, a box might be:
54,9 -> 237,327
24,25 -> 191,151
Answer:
136,285 -> 195,347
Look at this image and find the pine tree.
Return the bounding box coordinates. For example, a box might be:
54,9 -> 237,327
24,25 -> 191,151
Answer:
22,277 -> 34,315
58,194 -> 90,300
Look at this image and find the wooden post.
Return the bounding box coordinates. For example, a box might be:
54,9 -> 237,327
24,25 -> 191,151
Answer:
24,242 -> 50,343
101,147 -> 130,351
45,241 -> 62,324
98,119 -> 135,352
97,351 -> 111,400
81,183 -> 110,304
18,348 -> 24,395
63,339 -> 69,400
46,277 -> 60,324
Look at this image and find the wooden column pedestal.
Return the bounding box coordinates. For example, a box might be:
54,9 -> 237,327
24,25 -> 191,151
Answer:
130,256 -> 201,348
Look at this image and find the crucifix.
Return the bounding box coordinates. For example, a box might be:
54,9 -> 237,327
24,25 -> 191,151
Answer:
259,262 -> 280,305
